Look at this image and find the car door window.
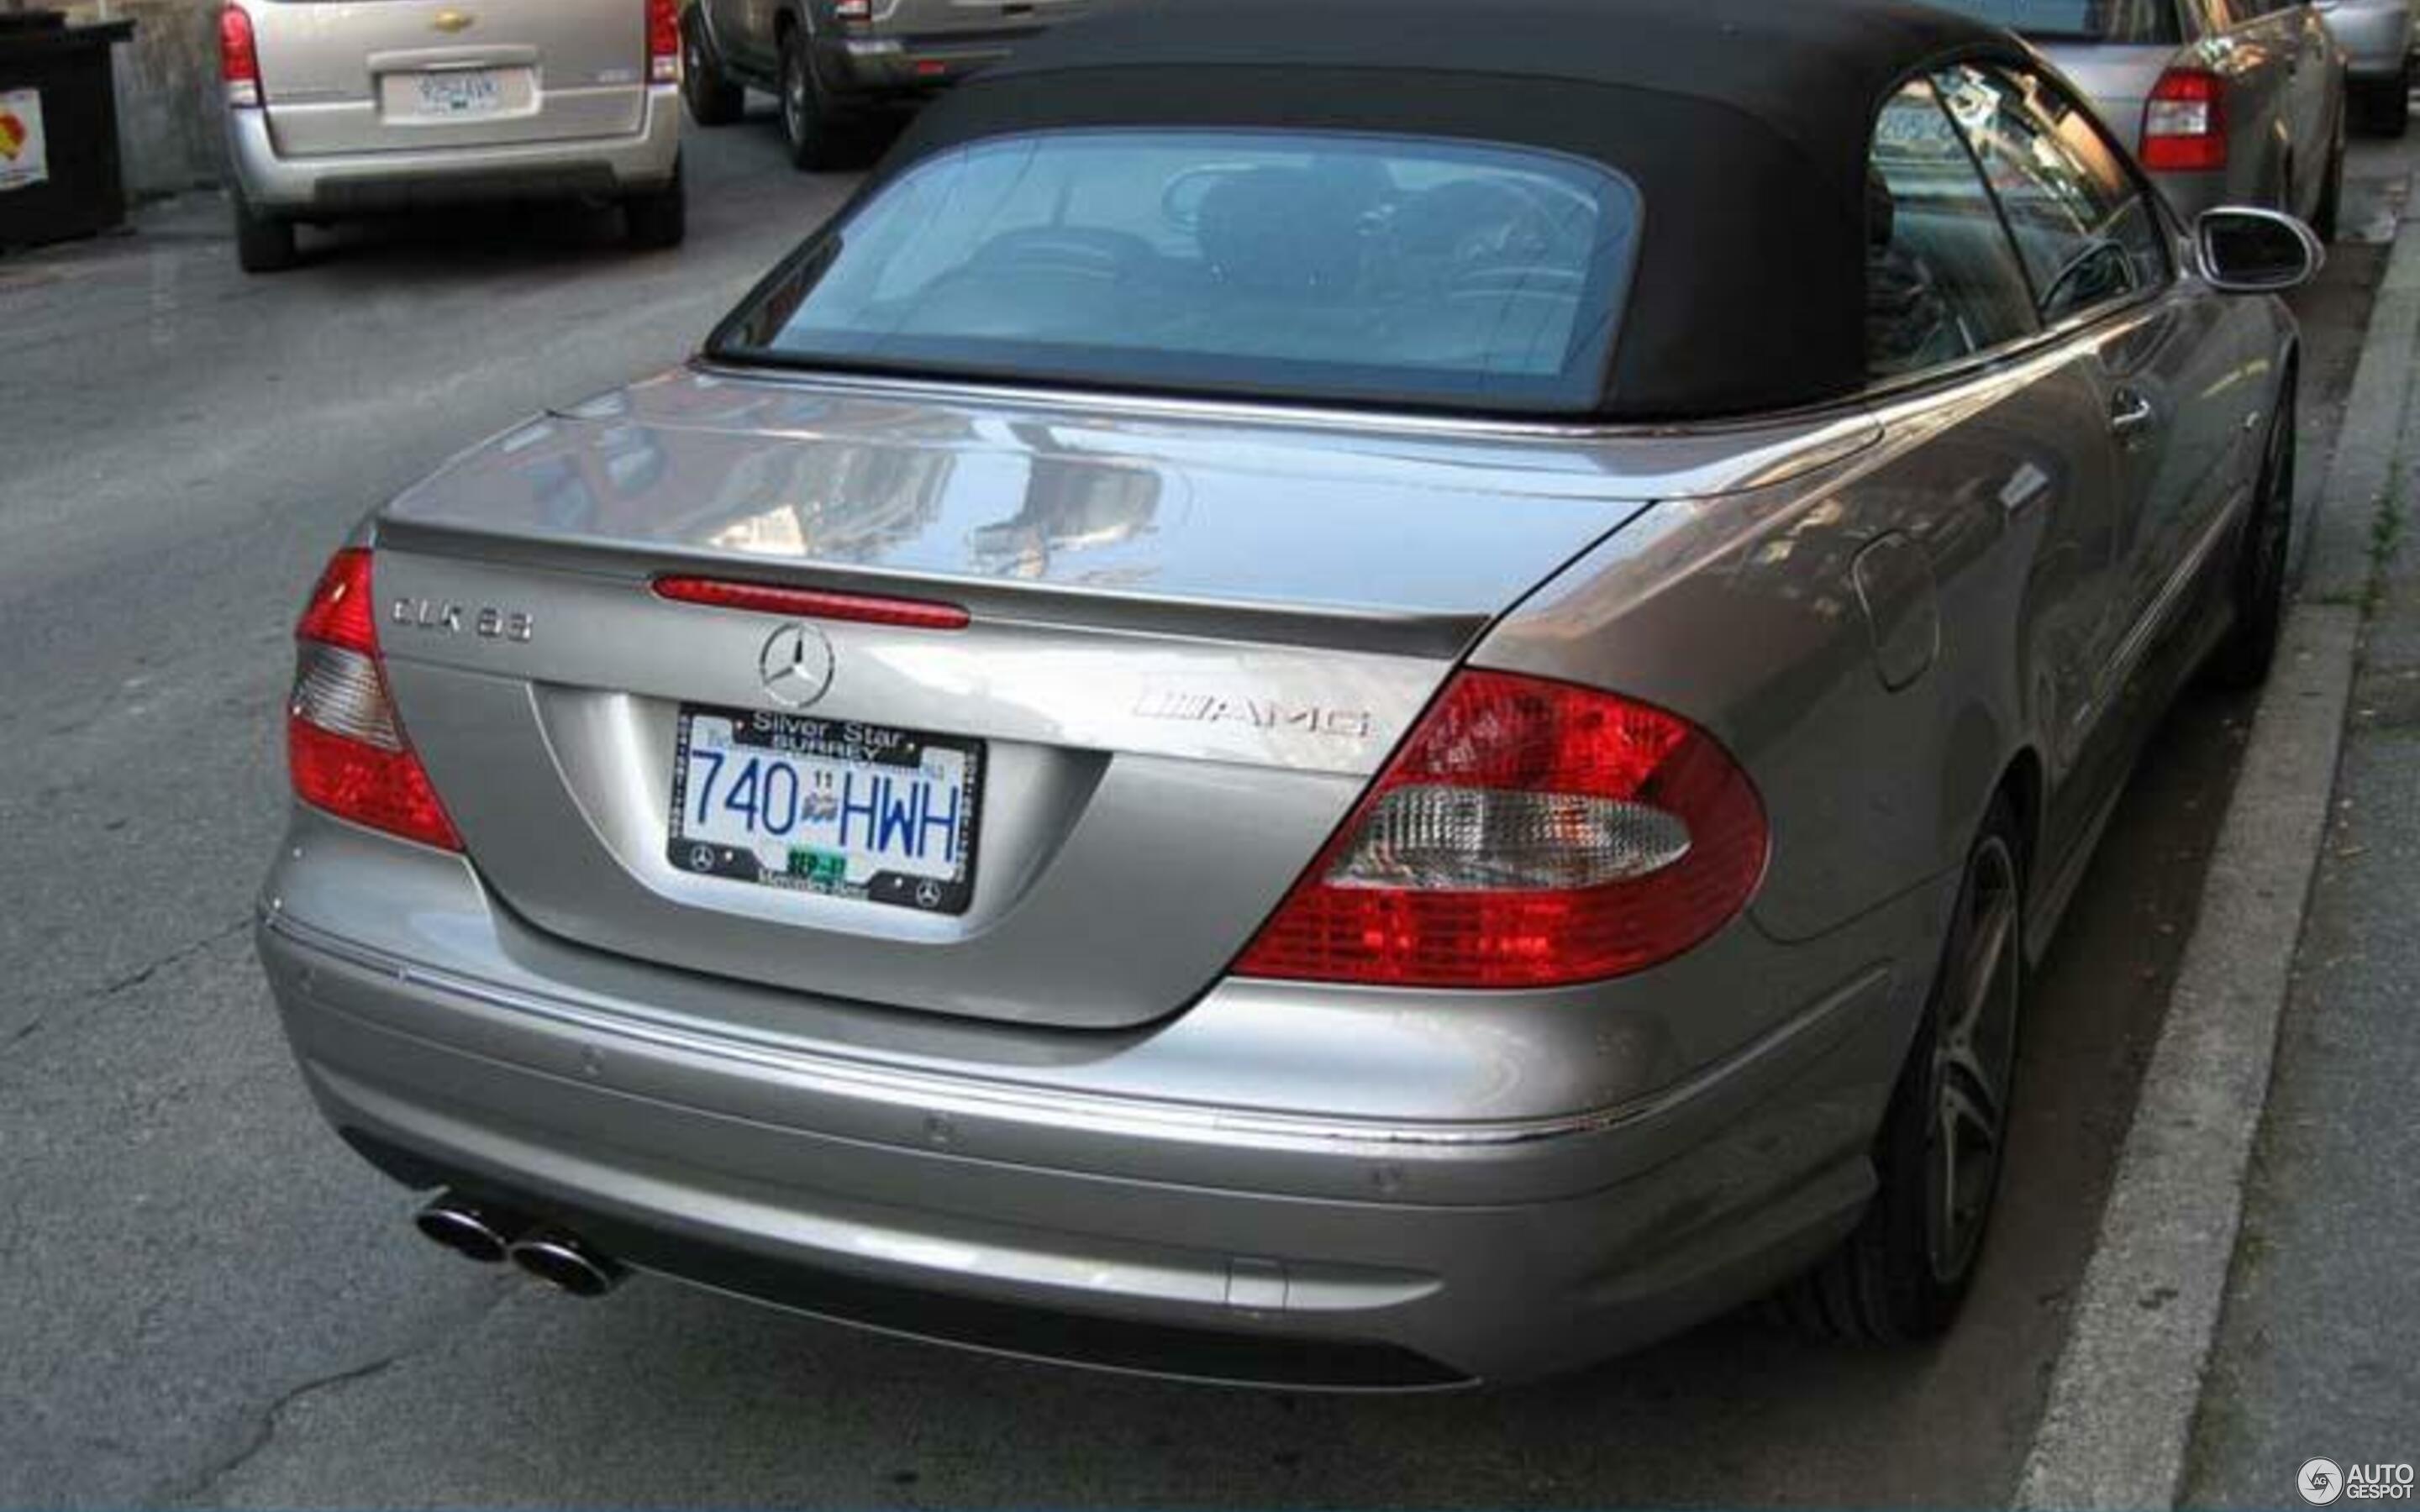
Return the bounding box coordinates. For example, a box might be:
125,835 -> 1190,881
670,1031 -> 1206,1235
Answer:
1867,80 -> 2042,377
1935,63 -> 2170,323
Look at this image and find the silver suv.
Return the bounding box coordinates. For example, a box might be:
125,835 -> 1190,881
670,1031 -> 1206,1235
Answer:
217,0 -> 687,273
678,0 -> 1092,169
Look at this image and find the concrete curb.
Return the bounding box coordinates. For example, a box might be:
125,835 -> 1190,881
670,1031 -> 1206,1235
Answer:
2012,207 -> 2420,1510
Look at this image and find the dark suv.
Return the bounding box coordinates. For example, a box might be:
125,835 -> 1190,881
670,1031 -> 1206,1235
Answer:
681,0 -> 1095,167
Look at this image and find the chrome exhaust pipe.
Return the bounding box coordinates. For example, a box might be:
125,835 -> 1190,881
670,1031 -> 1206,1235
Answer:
507,1228 -> 626,1298
412,1193 -> 526,1265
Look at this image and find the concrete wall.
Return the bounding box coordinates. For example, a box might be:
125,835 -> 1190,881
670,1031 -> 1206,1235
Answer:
65,0 -> 224,196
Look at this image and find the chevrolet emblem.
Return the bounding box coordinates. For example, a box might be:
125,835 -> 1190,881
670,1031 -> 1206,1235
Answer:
431,9 -> 474,31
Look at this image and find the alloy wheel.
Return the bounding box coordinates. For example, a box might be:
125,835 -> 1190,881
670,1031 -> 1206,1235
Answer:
783,46 -> 809,145
1926,833 -> 2021,1286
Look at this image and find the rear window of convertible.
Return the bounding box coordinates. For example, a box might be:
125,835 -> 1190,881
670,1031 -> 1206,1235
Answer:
713,130 -> 1643,414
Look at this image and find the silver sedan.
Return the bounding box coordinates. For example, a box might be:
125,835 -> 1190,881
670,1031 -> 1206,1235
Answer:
1933,0 -> 2349,234
252,0 -> 2321,1385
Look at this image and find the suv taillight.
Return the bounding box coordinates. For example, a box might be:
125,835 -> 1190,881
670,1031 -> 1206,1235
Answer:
2142,68 -> 2227,172
646,0 -> 680,84
287,549 -> 462,852
219,4 -> 261,108
1234,670 -> 1767,990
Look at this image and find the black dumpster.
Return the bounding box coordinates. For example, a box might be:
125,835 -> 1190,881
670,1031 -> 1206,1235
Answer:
0,9 -> 137,249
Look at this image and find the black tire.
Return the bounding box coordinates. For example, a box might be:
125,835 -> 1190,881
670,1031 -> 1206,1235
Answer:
2312,121 -> 2344,242
2359,63 -> 2411,138
231,187 -> 299,275
777,25 -> 840,171
681,8 -> 745,128
1778,801 -> 2024,1344
624,157 -> 687,250
2206,384 -> 2296,690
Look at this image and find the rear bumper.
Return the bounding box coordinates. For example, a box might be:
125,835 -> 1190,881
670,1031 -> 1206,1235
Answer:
252,811 -> 1944,1386
228,87 -> 680,215
811,29 -> 1035,99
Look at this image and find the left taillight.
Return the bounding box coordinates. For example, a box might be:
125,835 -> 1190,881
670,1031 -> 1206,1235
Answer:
287,549 -> 463,852
2142,68 -> 2227,173
647,0 -> 681,85
1233,669 -> 1768,990
218,4 -> 261,108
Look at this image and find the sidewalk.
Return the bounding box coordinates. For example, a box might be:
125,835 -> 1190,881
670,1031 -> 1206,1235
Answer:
2017,167 -> 2419,1509
2181,209 -> 2420,1505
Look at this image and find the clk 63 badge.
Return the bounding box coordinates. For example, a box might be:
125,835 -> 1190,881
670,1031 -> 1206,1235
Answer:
389,597 -> 535,643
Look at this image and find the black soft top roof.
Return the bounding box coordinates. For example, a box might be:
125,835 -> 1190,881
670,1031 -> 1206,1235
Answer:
870,0 -> 2031,420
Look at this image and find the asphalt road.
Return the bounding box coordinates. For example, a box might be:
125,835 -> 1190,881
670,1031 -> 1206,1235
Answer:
0,118 -> 2403,1509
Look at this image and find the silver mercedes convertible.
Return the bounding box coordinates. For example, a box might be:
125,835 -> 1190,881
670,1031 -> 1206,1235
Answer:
255,0 -> 2321,1386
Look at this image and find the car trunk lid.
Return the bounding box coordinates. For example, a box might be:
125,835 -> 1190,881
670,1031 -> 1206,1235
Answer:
2028,40 -> 2175,154
368,366 -> 1854,1030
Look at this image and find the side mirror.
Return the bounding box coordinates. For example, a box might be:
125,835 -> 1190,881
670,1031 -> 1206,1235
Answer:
2195,207 -> 2324,294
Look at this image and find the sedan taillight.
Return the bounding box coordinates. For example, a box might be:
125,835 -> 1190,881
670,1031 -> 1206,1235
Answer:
2142,68 -> 2228,172
287,549 -> 462,852
1234,670 -> 1767,990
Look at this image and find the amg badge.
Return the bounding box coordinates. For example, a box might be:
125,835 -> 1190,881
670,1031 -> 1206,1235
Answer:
1132,690 -> 1373,740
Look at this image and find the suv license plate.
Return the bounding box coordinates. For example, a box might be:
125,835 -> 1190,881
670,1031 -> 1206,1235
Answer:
409,69 -> 507,117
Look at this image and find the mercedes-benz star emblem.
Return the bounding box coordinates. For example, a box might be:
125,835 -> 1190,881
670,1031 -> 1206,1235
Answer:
758,622 -> 835,709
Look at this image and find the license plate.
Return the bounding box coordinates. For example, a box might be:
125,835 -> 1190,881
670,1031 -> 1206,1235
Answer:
406,69 -> 507,117
667,706 -> 982,915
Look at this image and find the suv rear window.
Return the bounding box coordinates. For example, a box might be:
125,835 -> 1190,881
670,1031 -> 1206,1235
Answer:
1918,0 -> 2181,43
713,130 -> 1642,414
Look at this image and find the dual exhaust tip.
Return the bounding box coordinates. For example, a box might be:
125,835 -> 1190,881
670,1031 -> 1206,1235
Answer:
413,1193 -> 624,1298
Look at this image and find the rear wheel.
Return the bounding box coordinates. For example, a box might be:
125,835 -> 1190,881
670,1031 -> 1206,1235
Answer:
2206,386 -> 2296,690
681,8 -> 745,127
1779,801 -> 2023,1343
231,186 -> 298,275
778,26 -> 841,171
623,158 -> 687,250
2312,118 -> 2345,241
2359,61 -> 2412,138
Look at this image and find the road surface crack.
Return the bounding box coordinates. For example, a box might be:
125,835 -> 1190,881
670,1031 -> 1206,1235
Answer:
95,918 -> 252,1000
3,918 -> 252,1064
171,1356 -> 401,1504
168,1281 -> 517,1505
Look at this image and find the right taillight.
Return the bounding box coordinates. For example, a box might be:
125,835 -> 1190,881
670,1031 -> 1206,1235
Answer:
1234,670 -> 1767,990
287,549 -> 462,852
645,0 -> 680,84
2142,68 -> 2227,172
218,4 -> 262,108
